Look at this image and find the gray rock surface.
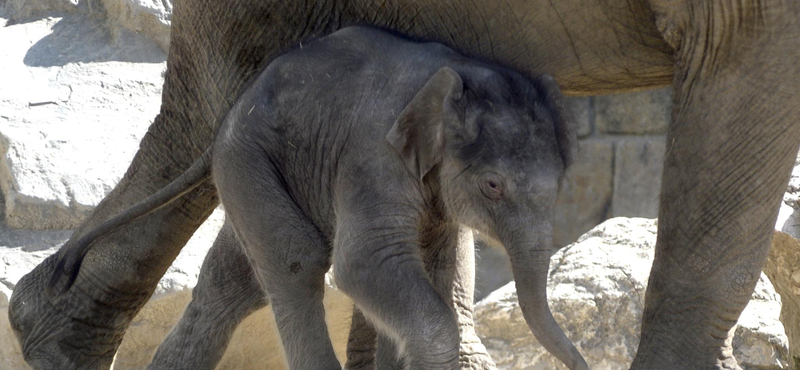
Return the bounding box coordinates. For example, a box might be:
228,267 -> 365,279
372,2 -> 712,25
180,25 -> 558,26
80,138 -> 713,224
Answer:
475,218 -> 788,370
2,0 -> 171,52
765,232 -> 800,370
99,0 -> 172,52
772,154 -> 800,370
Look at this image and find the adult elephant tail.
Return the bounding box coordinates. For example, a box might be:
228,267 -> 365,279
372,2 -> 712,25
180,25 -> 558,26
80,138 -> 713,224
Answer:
46,148 -> 214,297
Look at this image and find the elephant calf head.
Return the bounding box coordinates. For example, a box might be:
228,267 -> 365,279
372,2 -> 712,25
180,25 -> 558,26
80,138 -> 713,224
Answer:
388,64 -> 585,369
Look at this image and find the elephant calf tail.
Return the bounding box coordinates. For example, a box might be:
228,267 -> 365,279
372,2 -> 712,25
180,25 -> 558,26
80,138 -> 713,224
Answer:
47,148 -> 215,297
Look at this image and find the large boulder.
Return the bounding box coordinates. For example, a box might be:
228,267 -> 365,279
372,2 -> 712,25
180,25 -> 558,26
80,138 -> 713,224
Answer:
475,218 -> 788,370
771,151 -> 800,370
2,0 -> 171,52
0,10 -> 165,230
767,231 -> 800,370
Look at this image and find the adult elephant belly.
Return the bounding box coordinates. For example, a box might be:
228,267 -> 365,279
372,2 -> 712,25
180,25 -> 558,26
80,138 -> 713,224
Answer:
9,0 -> 800,369
340,0 -> 675,95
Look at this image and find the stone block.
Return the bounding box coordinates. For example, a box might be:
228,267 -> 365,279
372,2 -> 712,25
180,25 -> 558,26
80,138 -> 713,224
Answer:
554,138 -> 614,246
565,96 -> 592,138
610,137 -> 666,218
595,88 -> 671,135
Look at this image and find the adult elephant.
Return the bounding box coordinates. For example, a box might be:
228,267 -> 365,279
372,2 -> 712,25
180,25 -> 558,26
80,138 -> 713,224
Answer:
8,0 -> 800,369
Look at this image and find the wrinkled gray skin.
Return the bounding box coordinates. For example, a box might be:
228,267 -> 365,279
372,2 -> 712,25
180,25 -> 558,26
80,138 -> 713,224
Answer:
47,27 -> 582,370
9,0 -> 800,369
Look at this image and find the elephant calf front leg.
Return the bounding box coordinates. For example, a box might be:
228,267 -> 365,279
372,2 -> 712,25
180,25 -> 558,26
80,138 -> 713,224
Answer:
343,225 -> 497,370
334,208 -> 460,370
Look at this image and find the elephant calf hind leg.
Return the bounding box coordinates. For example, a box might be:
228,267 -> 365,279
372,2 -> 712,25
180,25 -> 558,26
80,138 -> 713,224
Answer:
215,151 -> 340,369
148,218 -> 268,370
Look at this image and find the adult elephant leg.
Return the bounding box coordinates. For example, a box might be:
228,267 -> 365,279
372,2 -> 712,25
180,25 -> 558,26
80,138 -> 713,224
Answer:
148,218 -> 268,370
8,2 -> 342,369
630,2 -> 800,369
344,307 -> 377,370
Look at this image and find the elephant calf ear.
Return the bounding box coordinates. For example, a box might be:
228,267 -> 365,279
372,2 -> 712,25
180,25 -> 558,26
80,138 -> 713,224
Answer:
536,74 -> 577,169
387,67 -> 464,180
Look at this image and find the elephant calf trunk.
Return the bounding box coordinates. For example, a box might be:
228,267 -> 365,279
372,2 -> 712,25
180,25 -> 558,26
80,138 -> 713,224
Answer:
510,251 -> 590,370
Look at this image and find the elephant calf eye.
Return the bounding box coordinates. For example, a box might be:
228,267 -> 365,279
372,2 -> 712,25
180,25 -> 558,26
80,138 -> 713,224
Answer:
478,176 -> 504,200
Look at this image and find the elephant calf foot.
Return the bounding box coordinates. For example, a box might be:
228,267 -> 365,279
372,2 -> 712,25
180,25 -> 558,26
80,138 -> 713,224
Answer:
9,255 -> 146,370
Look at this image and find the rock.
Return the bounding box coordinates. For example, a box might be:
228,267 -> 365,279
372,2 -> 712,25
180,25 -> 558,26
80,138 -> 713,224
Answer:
610,137 -> 665,218
0,11 -> 166,230
2,0 -> 172,52
99,0 -> 172,52
0,208 -> 354,370
783,151 -> 800,208
735,265 -> 792,370
1,0 -> 87,23
595,88 -> 671,135
773,149 -> 800,370
554,138 -> 613,246
475,217 -> 788,370
765,231 -> 800,370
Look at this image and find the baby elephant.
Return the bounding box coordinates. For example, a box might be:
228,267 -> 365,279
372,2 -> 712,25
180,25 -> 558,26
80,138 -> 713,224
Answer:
49,26 -> 586,370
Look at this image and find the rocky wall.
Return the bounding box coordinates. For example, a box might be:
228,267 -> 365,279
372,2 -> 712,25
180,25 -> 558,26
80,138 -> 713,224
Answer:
555,88 -> 671,247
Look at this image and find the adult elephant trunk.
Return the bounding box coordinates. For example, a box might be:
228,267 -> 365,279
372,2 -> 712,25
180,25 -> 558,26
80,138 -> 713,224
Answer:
506,235 -> 589,370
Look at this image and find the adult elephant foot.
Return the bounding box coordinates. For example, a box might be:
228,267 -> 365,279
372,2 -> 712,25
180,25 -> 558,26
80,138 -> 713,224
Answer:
9,193 -> 217,370
630,0 -> 800,369
9,256 -> 147,369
